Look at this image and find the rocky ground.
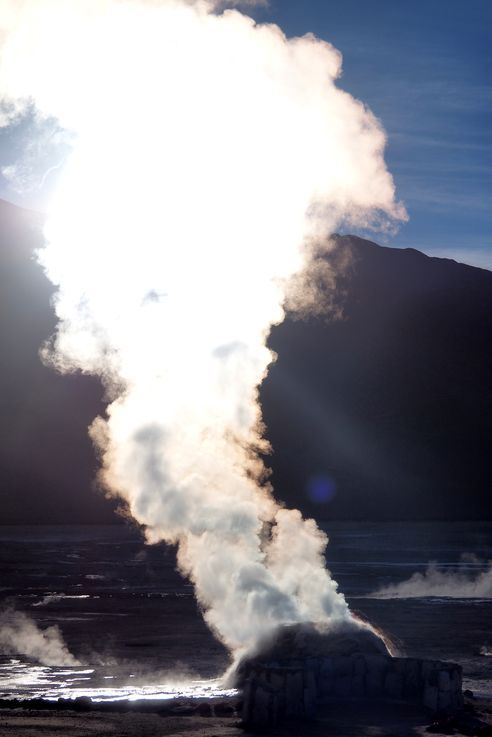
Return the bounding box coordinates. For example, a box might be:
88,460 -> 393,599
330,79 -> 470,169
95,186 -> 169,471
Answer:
0,693 -> 491,737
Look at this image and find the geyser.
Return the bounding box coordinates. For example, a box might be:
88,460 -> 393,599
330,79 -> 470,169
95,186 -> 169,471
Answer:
0,0 -> 405,659
238,623 -> 464,727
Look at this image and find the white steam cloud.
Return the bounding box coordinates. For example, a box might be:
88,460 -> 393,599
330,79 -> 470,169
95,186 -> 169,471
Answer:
0,1 -> 405,656
0,608 -> 80,667
372,555 -> 492,599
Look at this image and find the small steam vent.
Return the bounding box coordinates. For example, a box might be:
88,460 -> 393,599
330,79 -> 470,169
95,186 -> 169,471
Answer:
236,623 -> 464,727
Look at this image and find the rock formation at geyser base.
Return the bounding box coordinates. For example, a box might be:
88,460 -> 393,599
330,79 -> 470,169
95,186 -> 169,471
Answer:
233,622 -> 464,727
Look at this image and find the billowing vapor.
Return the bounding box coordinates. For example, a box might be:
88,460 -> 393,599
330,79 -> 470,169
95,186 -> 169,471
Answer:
372,555 -> 492,599
0,1 -> 405,656
0,608 -> 80,667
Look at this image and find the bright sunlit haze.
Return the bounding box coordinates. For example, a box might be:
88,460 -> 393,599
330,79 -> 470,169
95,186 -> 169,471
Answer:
0,0 -> 404,657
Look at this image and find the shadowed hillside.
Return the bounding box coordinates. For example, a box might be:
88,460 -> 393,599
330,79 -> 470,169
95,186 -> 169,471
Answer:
263,235 -> 492,519
0,200 -> 111,524
1,203 -> 491,522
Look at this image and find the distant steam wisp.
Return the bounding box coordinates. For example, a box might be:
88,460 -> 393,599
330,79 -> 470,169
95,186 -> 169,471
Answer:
0,608 -> 80,667
371,555 -> 492,599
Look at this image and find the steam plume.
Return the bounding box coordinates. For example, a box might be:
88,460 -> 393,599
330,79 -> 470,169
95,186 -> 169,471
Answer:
0,1 -> 405,656
0,608 -> 80,667
372,555 -> 492,599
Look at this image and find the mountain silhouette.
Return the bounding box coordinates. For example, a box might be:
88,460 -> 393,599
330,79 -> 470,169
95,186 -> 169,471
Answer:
0,200 -> 109,524
0,202 -> 490,522
263,235 -> 492,519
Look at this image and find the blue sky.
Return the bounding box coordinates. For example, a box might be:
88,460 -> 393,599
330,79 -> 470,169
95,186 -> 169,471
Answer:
247,0 -> 492,269
0,0 -> 491,269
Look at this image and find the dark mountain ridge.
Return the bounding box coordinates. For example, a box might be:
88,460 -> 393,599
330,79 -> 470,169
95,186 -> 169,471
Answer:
0,202 -> 490,522
263,235 -> 492,519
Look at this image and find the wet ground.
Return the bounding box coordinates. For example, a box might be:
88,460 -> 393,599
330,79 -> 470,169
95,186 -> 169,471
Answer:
0,521 -> 490,730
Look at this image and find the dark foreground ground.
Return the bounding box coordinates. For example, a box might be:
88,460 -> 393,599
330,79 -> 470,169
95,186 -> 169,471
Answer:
1,696 -> 491,737
1,523 -> 491,735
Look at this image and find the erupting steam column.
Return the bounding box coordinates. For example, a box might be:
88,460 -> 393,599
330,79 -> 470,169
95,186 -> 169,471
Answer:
0,0 -> 411,678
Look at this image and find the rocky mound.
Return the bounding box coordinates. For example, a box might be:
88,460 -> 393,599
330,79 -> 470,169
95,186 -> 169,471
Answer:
233,622 -> 389,687
235,623 -> 463,726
